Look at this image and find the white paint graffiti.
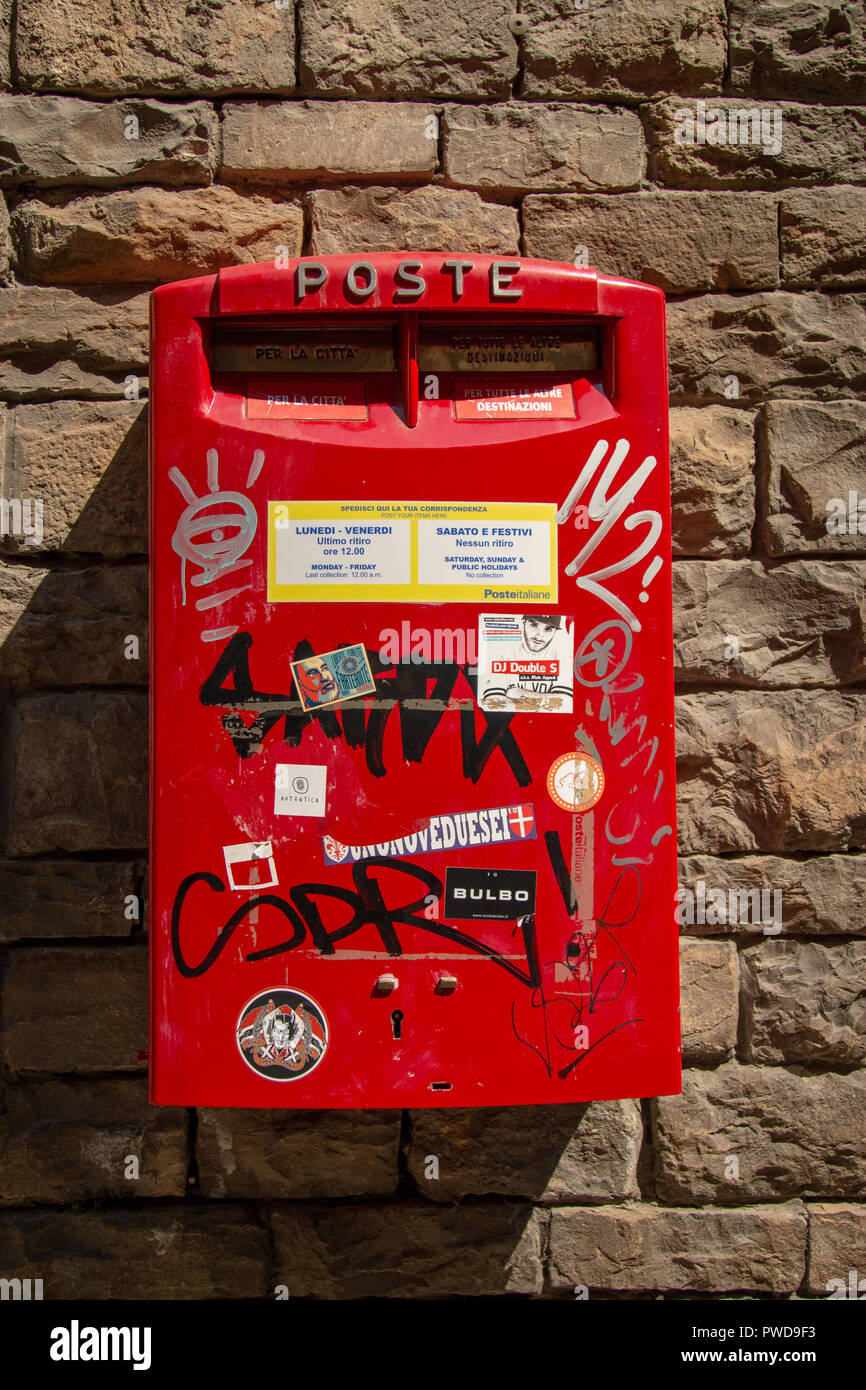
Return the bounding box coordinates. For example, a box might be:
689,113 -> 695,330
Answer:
169,448 -> 264,642
556,438 -> 662,632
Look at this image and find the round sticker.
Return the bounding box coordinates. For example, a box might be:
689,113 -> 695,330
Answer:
337,651 -> 362,677
236,989 -> 329,1081
547,752 -> 605,813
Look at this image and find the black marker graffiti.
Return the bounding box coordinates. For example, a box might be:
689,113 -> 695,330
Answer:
199,631 -> 532,786
509,832 -> 642,1078
172,857 -> 542,990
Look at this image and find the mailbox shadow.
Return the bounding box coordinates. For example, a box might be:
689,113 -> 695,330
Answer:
0,404 -> 149,688
403,1099 -> 643,1205
0,404 -> 149,861
1,402 -> 638,1301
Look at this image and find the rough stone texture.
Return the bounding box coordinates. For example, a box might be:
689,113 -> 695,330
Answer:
16,0 -> 295,96
741,940 -> 866,1067
443,105 -> 644,194
308,186 -> 520,255
547,1201 -> 806,1292
667,293 -> 866,404
521,0 -> 726,100
808,1205 -> 866,1296
678,853 -> 866,937
673,560 -> 866,687
0,96 -> 217,187
675,690 -> 866,854
0,1206 -> 268,1299
0,190 -> 7,276
0,286 -> 148,397
197,1109 -> 401,1198
679,938 -> 738,1064
406,1100 -> 642,1203
0,0 -> 9,91
270,1202 -> 543,1297
781,187 -> 866,291
0,859 -> 143,941
669,407 -> 755,557
2,401 -> 147,554
14,186 -> 303,284
730,1 -> 866,104
0,693 -> 148,854
0,0 -> 862,1308
0,562 -> 147,688
650,101 -> 866,188
524,192 -> 778,293
654,1064 -> 866,1203
222,101 -> 437,183
300,0 -> 517,99
2,946 -> 147,1073
763,400 -> 866,555
0,1078 -> 186,1203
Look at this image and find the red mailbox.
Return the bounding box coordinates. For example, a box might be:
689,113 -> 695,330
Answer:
149,253 -> 680,1108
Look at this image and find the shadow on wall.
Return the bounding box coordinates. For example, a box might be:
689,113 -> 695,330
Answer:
0,399 -> 644,1301
0,405 -> 149,858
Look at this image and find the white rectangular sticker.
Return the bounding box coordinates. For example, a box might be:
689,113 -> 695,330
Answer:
222,841 -> 278,891
274,764 -> 327,817
477,613 -> 574,714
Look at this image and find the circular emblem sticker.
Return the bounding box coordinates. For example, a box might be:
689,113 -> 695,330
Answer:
337,651 -> 361,677
547,752 -> 605,813
236,990 -> 328,1081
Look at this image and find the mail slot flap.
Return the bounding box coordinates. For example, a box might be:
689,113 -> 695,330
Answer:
418,321 -> 600,373
211,326 -> 397,374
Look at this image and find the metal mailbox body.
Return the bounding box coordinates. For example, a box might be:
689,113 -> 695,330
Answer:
149,252 -> 680,1108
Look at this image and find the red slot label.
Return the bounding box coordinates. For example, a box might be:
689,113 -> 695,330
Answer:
246,379 -> 368,420
454,381 -> 576,420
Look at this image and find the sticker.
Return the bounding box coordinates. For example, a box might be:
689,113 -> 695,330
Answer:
222,841 -> 277,891
268,500 -> 557,604
291,643 -> 376,711
275,763 -> 327,817
444,867 -> 537,921
453,381 -> 576,421
236,990 -> 328,1081
322,803 -> 536,865
547,752 -> 605,813
477,612 -> 574,713
246,378 -> 367,421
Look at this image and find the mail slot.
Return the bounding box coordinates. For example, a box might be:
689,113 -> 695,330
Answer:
149,252 -> 680,1108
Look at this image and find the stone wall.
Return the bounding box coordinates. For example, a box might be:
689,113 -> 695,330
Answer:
1,0 -> 864,1300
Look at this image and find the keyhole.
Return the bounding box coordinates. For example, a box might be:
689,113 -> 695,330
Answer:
391,1009 -> 403,1040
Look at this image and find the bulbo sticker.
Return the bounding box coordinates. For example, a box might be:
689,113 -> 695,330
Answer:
444,867 -> 537,921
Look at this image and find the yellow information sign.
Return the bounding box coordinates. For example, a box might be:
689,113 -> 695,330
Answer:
267,500 -> 558,604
